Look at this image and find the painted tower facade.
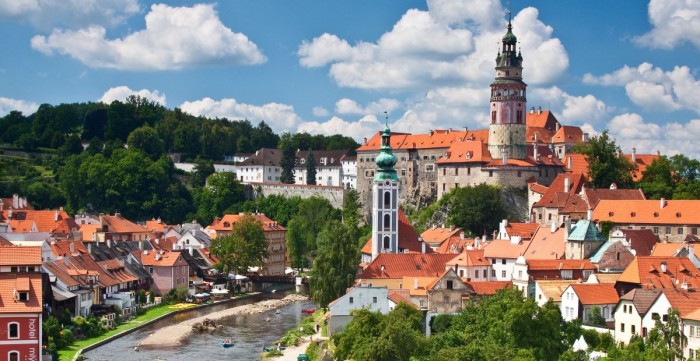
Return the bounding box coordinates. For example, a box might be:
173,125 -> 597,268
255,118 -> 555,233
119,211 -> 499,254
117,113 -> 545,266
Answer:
488,15 -> 527,161
371,125 -> 400,260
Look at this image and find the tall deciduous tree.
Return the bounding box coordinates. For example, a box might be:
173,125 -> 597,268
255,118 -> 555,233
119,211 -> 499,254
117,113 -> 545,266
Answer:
447,183 -> 506,237
191,157 -> 215,188
127,125 -> 165,160
210,214 -> 268,276
305,149 -> 316,185
574,130 -> 635,189
194,172 -> 245,225
309,220 -> 359,308
639,156 -> 675,199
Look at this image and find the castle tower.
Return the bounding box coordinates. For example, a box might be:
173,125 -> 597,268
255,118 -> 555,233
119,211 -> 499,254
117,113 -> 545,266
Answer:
371,124 -> 400,260
488,12 -> 527,161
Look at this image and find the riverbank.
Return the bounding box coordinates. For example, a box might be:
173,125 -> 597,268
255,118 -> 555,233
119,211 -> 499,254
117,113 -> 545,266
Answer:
138,293 -> 309,348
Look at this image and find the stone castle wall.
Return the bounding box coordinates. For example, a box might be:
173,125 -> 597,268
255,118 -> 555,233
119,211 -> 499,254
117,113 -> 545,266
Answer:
245,182 -> 346,208
487,124 -> 527,160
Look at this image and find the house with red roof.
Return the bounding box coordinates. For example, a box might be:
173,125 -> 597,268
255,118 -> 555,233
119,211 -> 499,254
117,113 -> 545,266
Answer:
683,308 -> 700,359
613,288 -> 662,344
0,194 -> 32,211
357,253 -> 456,290
444,249 -> 492,281
420,225 -> 462,251
94,213 -> 150,242
530,173 -> 586,226
209,213 -> 286,276
512,258 -> 596,297
615,256 -> 700,296
43,259 -> 93,318
593,199 -> 700,243
328,286 -> 393,335
134,249 -> 189,296
561,283 -> 619,323
0,246 -> 43,361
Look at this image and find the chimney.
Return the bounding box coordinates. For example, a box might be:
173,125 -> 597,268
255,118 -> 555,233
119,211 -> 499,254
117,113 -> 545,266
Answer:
12,194 -> 18,209
632,147 -> 637,163
564,177 -> 570,193
460,232 -> 465,239
450,225 -> 455,231
660,198 -> 666,209
429,130 -> 434,136
616,147 -> 622,158
107,239 -> 112,248
421,239 -> 426,254
587,208 -> 592,220
555,122 -> 560,132
533,143 -> 538,160
363,137 -> 367,144
432,224 -> 436,230
660,262 -> 667,273
565,218 -> 571,235
582,133 -> 589,142
474,237 -> 480,249
155,238 -> 160,245
538,106 -> 542,115
54,209 -> 59,222
139,240 -> 144,250
69,243 -> 75,254
551,221 -> 557,233
87,242 -> 92,255
567,156 -> 572,169
189,245 -> 193,256
8,207 -> 13,220
414,278 -> 418,290
155,253 -> 161,261
657,150 -> 661,156
530,106 -> 535,114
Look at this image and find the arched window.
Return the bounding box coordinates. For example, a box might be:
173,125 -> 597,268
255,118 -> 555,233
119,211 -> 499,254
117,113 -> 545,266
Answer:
8,322 -> 19,339
383,214 -> 391,231
384,191 -> 391,209
383,236 -> 390,250
9,351 -> 19,361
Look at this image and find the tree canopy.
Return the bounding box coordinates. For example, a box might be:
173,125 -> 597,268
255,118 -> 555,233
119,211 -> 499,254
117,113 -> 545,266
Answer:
309,220 -> 360,308
573,130 -> 635,189
210,214 -> 267,276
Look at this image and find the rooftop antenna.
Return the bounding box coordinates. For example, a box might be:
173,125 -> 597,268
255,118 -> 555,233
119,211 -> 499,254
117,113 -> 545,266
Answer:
384,111 -> 388,126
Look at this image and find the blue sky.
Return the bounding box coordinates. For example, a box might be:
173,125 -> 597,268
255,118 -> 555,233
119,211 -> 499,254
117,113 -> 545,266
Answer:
1,0 -> 700,157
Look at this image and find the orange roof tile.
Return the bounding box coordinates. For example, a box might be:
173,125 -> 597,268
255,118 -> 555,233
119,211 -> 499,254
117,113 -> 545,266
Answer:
483,239 -> 532,259
9,219 -> 36,232
210,213 -> 286,232
357,129 -> 482,152
526,259 -> 596,271
651,243 -> 687,257
50,241 -> 88,257
582,187 -> 646,209
0,273 -> 42,313
466,281 -> 512,295
592,273 -> 622,284
536,280 -> 580,303
435,235 -> 474,254
102,214 -> 148,234
420,226 -> 462,245
388,292 -> 417,308
145,219 -> 170,233
435,140 -> 491,164
445,249 -> 490,268
80,224 -> 102,242
358,253 -> 456,279
0,246 -> 42,266
402,276 -> 436,296
42,260 -> 80,288
533,173 -> 586,208
617,257 -> 700,289
661,288 -> 700,317
526,127 -> 554,144
570,283 -> 619,305
684,308 -> 700,321
1,209 -> 75,233
506,223 -> 539,240
525,226 -> 567,260
592,200 -> 700,225
138,250 -> 186,267
98,259 -> 139,283
564,154 -> 589,177
529,182 -> 549,195
625,154 -> 660,182
526,109 -> 560,132
552,126 -> 584,144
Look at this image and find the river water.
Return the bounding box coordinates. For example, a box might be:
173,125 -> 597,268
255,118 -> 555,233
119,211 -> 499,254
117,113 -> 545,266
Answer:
83,296 -> 314,361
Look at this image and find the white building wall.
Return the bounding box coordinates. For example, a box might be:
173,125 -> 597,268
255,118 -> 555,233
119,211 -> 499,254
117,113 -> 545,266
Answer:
486,257 -> 516,281
560,286 -> 580,322
684,319 -> 700,360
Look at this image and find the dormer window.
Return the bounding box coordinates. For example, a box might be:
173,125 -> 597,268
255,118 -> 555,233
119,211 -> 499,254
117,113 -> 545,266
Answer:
16,292 -> 28,302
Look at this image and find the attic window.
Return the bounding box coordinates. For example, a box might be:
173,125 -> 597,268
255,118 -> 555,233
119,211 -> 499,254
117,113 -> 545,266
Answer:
300,158 -> 306,164
223,222 -> 230,227
676,212 -> 682,218
653,212 -> 659,218
608,212 -> 614,216
631,212 -> 636,217
17,292 -> 29,302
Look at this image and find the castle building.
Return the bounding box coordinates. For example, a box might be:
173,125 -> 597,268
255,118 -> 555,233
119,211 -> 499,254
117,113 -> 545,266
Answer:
356,19 -> 578,214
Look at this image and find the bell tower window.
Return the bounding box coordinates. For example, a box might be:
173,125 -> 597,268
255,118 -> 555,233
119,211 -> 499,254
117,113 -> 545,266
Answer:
383,236 -> 390,250
384,191 -> 391,209
384,214 -> 391,231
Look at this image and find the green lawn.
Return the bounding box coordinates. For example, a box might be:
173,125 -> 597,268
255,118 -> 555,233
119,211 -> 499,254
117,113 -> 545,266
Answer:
58,305 -> 175,361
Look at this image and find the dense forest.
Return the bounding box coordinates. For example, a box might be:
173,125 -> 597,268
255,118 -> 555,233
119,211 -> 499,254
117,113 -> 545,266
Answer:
0,96 -> 359,223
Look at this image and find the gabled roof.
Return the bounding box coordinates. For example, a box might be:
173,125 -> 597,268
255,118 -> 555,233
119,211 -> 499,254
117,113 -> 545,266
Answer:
136,250 -> 186,267
567,220 -> 605,242
65,254 -> 121,287
357,129 -> 486,152
295,149 -> 352,168
560,194 -> 588,214
552,126 -> 584,144
582,187 -> 646,209
0,273 -> 42,313
210,213 -> 286,232
145,218 -> 172,233
420,226 -> 462,246
50,241 -> 88,258
564,154 -> 589,177
388,291 -> 416,307
625,153 -> 660,182
80,224 -> 102,242
592,200 -> 700,225
684,308 -> 700,322
43,260 -> 81,288
617,256 -> 700,289
465,281 -> 511,295
591,273 -> 621,284
620,229 -> 658,257
525,226 -> 566,260
357,253 -> 457,279
98,259 -> 139,283
0,235 -> 12,246
238,148 -> 282,167
0,246 -> 42,266
483,239 -> 532,259
435,139 -> 491,164
8,219 -> 36,232
570,283 -> 619,305
102,214 -> 149,234
526,259 -> 596,271
651,242 -> 687,257
619,288 -> 662,316
526,109 -> 560,132
445,249 -> 490,268
434,235 -> 474,254
533,173 -> 586,208
526,127 -> 554,144
505,222 -> 539,240
529,182 -> 549,195
537,280 -> 580,303
1,209 -> 76,234
661,288 -> 700,317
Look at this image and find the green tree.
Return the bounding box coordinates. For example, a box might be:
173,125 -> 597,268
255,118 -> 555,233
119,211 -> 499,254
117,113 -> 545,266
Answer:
639,156 -> 675,199
60,133 -> 83,156
279,133 -> 296,184
305,149 -> 316,185
210,214 -> 268,276
586,306 -> 606,327
127,125 -> 164,160
309,220 -> 359,308
574,130 -> 635,188
447,183 -> 506,237
191,157 -> 215,188
285,217 -> 307,271
646,308 -> 685,361
85,137 -> 104,155
194,172 -> 245,225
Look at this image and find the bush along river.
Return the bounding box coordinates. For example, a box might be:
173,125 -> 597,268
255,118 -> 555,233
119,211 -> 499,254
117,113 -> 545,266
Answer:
83,293 -> 314,361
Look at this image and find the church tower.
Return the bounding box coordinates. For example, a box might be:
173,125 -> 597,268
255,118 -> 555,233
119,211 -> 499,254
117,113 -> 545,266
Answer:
371,124 -> 400,260
488,12 -> 527,161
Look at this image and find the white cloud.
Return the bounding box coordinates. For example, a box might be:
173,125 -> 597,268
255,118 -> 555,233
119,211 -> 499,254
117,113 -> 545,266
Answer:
180,97 -> 302,131
297,4 -> 568,90
606,113 -> 700,159
0,97 -> 39,116
335,98 -> 401,116
530,86 -> 608,125
99,86 -> 166,106
31,4 -> 266,71
297,115 -> 382,141
312,106 -> 329,117
584,63 -> 700,114
633,0 -> 700,49
0,0 -> 139,31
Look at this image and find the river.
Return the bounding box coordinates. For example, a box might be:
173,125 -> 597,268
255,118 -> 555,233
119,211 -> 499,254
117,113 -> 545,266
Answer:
83,296 -> 315,361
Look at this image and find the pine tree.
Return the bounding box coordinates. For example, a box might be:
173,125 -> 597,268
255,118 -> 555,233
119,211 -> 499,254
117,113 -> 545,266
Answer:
306,148 -> 317,185
279,133 -> 296,184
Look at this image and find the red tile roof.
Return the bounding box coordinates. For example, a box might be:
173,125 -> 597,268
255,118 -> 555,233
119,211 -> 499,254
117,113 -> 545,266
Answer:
145,219 -> 171,233
466,281 -> 512,295
361,209 -> 428,255
9,219 -> 36,232
552,126 -> 584,144
592,200 -> 700,225
420,226 -> 462,245
436,140 -> 491,164
137,250 -> 186,267
357,129 -> 486,152
651,242 -> 686,257
445,249 -> 490,268
625,154 -> 660,182
526,127 -> 554,144
0,246 -> 42,266
357,253 -> 456,279
661,288 -> 700,317
388,292 -> 417,308
506,223 -> 539,240
617,256 -> 700,289
50,241 -> 88,258
1,209 -> 76,233
582,187 -> 646,209
571,283 -> 619,305
526,109 -> 560,132
98,259 -> 139,283
42,260 -> 80,288
526,259 -> 596,271
483,239 -> 532,259
564,154 -> 589,177
0,273 -> 42,313
66,254 -> 121,287
533,173 -> 586,208
210,213 -> 286,232
435,235 -> 474,254
529,182 -> 549,195
525,226 -> 567,260
80,224 -> 102,242
102,214 -> 148,234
